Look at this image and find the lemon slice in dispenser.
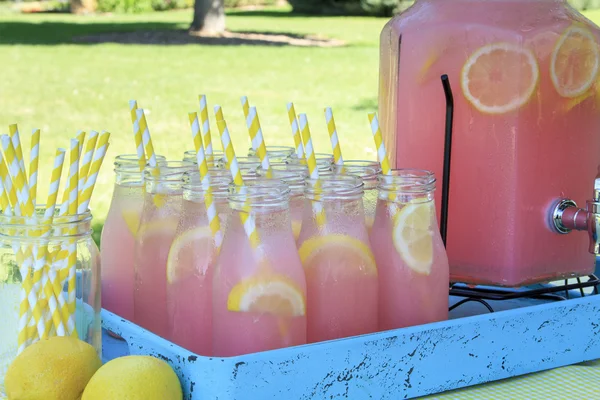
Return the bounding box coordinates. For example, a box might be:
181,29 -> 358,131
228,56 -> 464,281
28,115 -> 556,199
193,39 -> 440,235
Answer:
227,275 -> 306,317
461,42 -> 539,114
551,25 -> 599,98
392,202 -> 434,275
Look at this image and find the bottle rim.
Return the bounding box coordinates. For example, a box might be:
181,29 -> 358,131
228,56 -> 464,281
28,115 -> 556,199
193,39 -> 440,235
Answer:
0,206 -> 93,241
377,169 -> 436,193
228,177 -> 291,209
143,161 -> 196,182
304,174 -> 364,200
114,154 -> 167,172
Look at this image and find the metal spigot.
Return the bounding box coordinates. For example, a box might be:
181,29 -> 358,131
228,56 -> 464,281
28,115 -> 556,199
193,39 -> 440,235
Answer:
552,175 -> 600,255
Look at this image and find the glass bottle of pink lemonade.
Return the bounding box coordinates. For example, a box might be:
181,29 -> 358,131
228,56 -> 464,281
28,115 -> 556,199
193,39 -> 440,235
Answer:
133,161 -> 195,337
332,160 -> 381,233
183,149 -> 225,168
166,170 -> 230,355
257,163 -> 308,241
212,178 -> 307,356
101,154 -> 165,322
370,169 -> 449,330
297,175 -> 378,343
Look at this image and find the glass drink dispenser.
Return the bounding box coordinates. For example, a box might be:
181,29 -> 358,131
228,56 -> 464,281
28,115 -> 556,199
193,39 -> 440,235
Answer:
378,0 -> 600,286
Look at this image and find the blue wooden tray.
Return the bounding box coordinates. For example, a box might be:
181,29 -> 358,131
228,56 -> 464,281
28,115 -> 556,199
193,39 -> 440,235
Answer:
101,274 -> 600,399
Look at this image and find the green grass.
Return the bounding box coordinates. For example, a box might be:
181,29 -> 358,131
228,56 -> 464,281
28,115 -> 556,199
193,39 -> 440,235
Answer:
0,7 -> 387,222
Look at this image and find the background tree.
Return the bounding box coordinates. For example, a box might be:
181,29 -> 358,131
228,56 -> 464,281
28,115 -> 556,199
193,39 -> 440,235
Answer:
190,0 -> 226,34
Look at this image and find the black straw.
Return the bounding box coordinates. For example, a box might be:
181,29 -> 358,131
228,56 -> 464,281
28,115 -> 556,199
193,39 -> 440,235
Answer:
440,74 -> 454,247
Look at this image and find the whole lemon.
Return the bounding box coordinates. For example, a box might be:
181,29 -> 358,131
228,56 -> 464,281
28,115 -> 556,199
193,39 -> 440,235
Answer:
5,336 -> 101,400
82,355 -> 182,400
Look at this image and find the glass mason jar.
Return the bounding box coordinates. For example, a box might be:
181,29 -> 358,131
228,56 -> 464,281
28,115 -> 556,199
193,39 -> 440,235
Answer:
257,163 -> 309,241
297,175 -> 378,343
379,0 -> 600,286
166,170 -> 230,356
212,178 -> 307,357
0,209 -> 100,389
370,169 -> 449,330
101,154 -> 166,322
248,145 -> 297,164
183,149 -> 225,169
133,161 -> 195,338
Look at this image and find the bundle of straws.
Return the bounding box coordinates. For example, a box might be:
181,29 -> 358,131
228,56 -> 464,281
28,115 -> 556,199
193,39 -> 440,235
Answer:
0,125 -> 111,353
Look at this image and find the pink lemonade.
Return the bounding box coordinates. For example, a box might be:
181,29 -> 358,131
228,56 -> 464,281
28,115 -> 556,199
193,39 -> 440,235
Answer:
212,179 -> 307,357
369,170 -> 449,329
101,154 -> 165,322
134,161 -> 194,338
166,174 -> 229,355
379,0 -> 600,286
297,175 -> 378,343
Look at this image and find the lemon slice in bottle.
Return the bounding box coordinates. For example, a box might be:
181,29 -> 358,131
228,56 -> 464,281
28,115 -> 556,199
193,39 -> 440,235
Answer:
461,42 -> 539,114
166,227 -> 214,284
121,209 -> 141,236
227,275 -> 306,317
393,202 -> 434,275
551,25 -> 599,98
298,233 -> 377,275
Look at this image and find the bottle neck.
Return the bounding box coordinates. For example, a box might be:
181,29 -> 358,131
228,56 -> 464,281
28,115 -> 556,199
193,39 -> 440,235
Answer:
144,161 -> 196,195
377,169 -> 436,202
182,170 -> 231,203
331,160 -> 381,191
304,175 -> 364,202
228,178 -> 290,213
114,154 -> 167,187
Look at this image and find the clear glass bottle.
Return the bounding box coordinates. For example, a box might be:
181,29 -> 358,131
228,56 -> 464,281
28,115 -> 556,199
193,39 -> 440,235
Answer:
133,161 -> 195,338
0,209 -> 101,389
257,163 -> 309,241
332,160 -> 381,232
166,170 -> 230,356
101,154 -> 165,322
248,145 -> 297,164
288,153 -> 334,172
297,175 -> 378,343
212,177 -> 307,356
370,169 -> 449,330
183,149 -> 225,168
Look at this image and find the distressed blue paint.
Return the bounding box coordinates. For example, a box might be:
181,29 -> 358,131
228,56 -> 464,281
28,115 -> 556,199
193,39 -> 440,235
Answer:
102,293 -> 600,400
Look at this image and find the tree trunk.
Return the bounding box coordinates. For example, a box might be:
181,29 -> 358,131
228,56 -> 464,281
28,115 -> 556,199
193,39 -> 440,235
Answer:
70,0 -> 97,14
190,0 -> 226,35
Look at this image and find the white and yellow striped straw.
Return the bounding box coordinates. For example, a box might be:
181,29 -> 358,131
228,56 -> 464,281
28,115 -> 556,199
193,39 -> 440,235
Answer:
29,129 -> 40,206
368,113 -> 391,175
136,109 -> 158,169
189,112 -> 223,249
1,135 -> 33,217
0,145 -> 19,215
287,103 -> 304,159
65,139 -> 80,329
214,106 -> 260,248
246,106 -> 272,178
199,95 -> 214,160
76,131 -> 86,161
78,131 -> 110,213
130,100 -> 147,171
78,130 -> 99,196
324,108 -> 344,166
9,124 -> 27,184
31,148 -> 66,343
298,114 -> 326,226
0,168 -> 9,212
241,96 -> 250,119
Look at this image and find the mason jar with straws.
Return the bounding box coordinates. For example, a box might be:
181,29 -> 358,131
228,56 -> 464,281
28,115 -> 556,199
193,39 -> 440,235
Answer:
0,126 -> 109,391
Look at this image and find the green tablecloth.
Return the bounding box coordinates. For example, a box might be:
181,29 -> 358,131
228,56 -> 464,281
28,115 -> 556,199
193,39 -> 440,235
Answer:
421,359 -> 600,399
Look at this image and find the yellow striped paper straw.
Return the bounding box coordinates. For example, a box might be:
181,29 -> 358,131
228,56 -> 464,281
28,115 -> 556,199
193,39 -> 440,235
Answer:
246,106 -> 272,178
76,131 -> 86,161
136,109 -> 158,170
65,139 -> 80,329
298,114 -> 326,226
287,103 -> 304,159
0,169 -> 9,212
368,113 -> 391,175
189,112 -> 223,249
0,146 -> 19,215
324,107 -> 344,166
78,130 -> 99,196
129,100 -> 147,171
29,129 -> 40,206
9,124 -> 27,183
214,107 -> 260,248
1,135 -> 33,217
30,148 -> 66,343
213,106 -> 231,168
79,131 -> 110,213
199,95 -> 214,159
